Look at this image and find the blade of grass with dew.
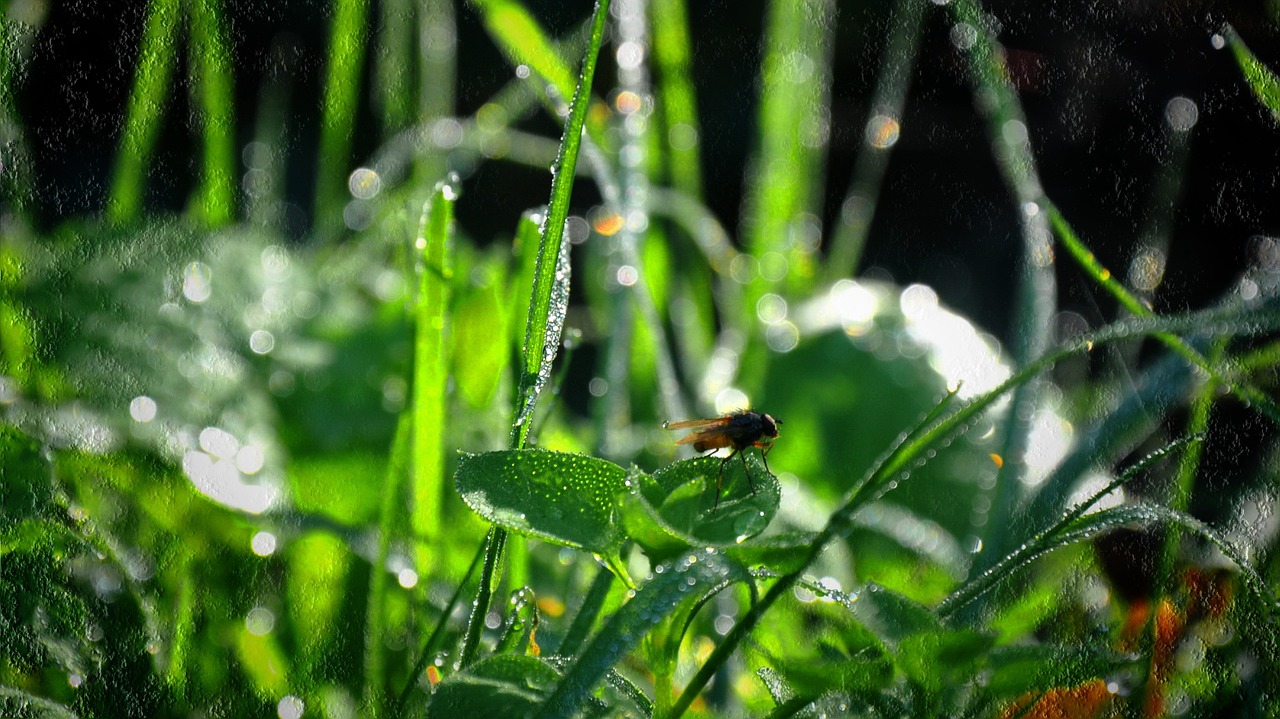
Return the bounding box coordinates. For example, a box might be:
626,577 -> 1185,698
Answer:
363,414 -> 412,717
937,435 -> 1202,618
316,0 -> 372,232
393,540 -> 488,715
1047,201 -> 1280,422
650,0 -> 703,198
1224,23 -> 1280,125
744,0 -> 836,296
107,0 -> 182,224
188,0 -> 236,228
412,179 -> 457,567
538,550 -> 747,719
461,0 -> 611,673
510,0 -> 611,448
668,303 -> 1280,718
458,526 -> 508,668
825,0 -> 926,281
950,0 -> 1059,577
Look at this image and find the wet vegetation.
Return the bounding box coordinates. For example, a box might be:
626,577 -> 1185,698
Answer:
3,0 -> 1280,717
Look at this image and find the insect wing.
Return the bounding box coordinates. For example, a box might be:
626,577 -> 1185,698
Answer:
662,417 -> 729,431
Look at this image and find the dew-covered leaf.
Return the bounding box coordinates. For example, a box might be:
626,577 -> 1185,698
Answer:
426,654 -> 595,718
618,453 -> 781,560
454,449 -> 628,557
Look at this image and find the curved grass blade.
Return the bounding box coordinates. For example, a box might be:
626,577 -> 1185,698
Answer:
938,435 -> 1201,618
537,549 -> 747,718
1224,23 -> 1280,125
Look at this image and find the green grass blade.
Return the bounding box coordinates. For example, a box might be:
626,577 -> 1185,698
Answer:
188,0 -> 237,227
375,0 -> 414,133
107,0 -> 182,224
469,0 -> 575,102
510,0 -> 611,448
650,0 -> 703,197
363,414 -> 412,717
317,0 -> 372,230
413,179 -> 457,561
461,0 -> 612,679
743,0 -> 836,295
538,550 -> 745,718
825,0 -> 926,280
1224,23 -> 1280,125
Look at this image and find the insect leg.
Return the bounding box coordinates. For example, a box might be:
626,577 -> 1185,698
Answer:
760,441 -> 775,476
740,450 -> 756,494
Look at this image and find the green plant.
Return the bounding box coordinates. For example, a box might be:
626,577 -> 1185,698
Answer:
3,1 -> 1280,718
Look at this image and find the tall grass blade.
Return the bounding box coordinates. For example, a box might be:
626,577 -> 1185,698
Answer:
317,0 -> 372,230
107,0 -> 182,224
188,0 -> 237,227
743,0 -> 836,295
413,179 -> 457,561
650,0 -> 703,198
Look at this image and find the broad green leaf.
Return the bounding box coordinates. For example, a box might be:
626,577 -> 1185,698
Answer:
427,655 -> 591,718
454,449 -> 628,556
618,453 -> 781,560
1225,23 -> 1280,125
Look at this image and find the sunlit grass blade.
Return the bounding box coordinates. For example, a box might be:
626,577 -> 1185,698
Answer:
825,0 -> 926,281
1224,23 -> 1280,125
743,0 -> 836,295
317,0 -> 372,231
412,179 -> 456,565
510,0 -> 611,448
107,0 -> 182,224
949,0 -> 1058,575
188,0 -> 237,228
553,565 -> 616,657
469,0 -> 575,103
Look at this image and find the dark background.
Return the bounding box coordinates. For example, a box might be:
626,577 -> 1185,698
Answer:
13,0 -> 1280,345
